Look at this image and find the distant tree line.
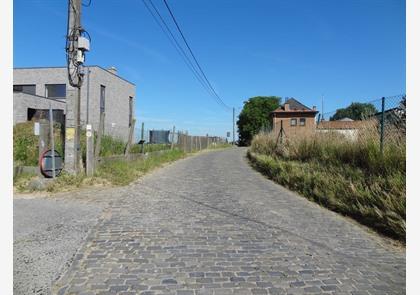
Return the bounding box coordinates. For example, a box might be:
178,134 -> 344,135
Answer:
330,102 -> 377,121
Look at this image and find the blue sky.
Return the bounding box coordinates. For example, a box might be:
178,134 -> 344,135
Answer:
13,0 -> 405,137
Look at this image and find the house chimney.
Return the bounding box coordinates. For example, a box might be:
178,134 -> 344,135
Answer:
284,103 -> 290,111
312,106 -> 317,111
108,66 -> 117,75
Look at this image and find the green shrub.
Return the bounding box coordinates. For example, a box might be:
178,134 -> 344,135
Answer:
13,121 -> 64,166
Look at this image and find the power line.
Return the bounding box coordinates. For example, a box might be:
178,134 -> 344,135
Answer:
141,0 -> 217,101
142,0 -> 230,110
161,0 -> 231,110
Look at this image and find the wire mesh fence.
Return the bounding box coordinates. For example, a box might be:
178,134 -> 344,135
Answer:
316,94 -> 406,151
132,125 -> 228,154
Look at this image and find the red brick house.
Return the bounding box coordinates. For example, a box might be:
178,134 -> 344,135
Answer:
271,98 -> 318,138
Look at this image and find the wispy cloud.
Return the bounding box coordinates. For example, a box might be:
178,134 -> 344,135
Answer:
38,5 -> 168,64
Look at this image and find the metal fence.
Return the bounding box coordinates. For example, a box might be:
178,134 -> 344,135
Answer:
316,94 -> 406,152
133,124 -> 227,154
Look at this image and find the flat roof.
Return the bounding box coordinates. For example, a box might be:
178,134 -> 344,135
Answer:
13,65 -> 136,86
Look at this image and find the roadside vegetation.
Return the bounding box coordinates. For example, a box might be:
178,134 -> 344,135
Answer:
14,121 -> 231,193
13,122 -> 64,166
14,149 -> 188,193
248,130 -> 406,241
13,122 -> 170,166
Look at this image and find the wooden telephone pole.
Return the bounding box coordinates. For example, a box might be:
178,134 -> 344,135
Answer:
65,0 -> 89,174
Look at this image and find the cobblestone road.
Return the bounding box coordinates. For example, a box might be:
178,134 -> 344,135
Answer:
53,148 -> 405,295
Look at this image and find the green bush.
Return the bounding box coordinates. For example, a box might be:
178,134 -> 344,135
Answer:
13,122 -> 64,166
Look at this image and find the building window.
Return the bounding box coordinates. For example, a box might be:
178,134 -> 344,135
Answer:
13,84 -> 36,95
100,85 -> 106,114
300,118 -> 306,126
128,96 -> 133,127
45,84 -> 66,98
290,118 -> 297,126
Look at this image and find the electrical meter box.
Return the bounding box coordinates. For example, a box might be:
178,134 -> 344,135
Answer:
77,36 -> 90,51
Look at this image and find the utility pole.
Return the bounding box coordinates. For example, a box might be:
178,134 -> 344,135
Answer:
65,0 -> 90,174
321,94 -> 324,121
232,107 -> 235,145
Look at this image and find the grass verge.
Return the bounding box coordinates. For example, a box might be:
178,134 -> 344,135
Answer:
14,149 -> 187,193
248,131 -> 405,241
14,145 -> 231,194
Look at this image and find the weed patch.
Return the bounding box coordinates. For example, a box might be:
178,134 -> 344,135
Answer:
248,131 -> 406,241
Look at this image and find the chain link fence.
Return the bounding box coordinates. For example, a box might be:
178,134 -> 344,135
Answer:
316,94 -> 406,151
133,124 -> 228,154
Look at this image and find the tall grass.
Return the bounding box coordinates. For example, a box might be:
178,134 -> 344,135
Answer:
13,122 -> 171,166
13,121 -> 64,166
249,129 -> 406,240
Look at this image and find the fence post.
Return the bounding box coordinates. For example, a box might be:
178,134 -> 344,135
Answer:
140,122 -> 145,153
171,126 -> 175,150
190,134 -> 193,152
49,104 -> 56,178
184,133 -> 186,152
38,117 -> 49,162
86,124 -> 94,176
125,119 -> 136,157
94,111 -> 105,165
380,97 -> 385,154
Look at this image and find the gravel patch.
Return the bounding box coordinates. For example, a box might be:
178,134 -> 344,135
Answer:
14,197 -> 104,295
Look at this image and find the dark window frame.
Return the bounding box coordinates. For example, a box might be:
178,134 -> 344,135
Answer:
299,118 -> 306,126
45,84 -> 66,98
128,96 -> 133,127
100,85 -> 106,114
13,84 -> 36,95
290,118 -> 297,126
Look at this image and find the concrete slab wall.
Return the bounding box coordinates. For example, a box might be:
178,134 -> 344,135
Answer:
13,66 -> 136,141
13,92 -> 66,124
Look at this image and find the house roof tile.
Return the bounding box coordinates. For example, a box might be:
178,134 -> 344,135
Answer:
271,98 -> 317,113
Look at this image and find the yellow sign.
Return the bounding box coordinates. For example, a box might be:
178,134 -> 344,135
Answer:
66,127 -> 75,140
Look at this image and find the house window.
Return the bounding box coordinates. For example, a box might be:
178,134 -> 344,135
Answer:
300,118 -> 306,126
45,84 -> 66,98
290,118 -> 297,126
13,84 -> 36,95
100,85 -> 106,114
128,96 -> 133,127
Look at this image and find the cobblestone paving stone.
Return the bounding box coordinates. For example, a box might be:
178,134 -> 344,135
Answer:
52,148 -> 405,295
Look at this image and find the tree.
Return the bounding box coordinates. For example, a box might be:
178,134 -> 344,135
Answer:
330,102 -> 377,121
237,96 -> 280,146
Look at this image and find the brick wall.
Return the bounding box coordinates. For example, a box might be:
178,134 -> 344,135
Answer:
273,113 -> 317,138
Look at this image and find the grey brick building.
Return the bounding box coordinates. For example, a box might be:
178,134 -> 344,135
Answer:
13,66 -> 136,141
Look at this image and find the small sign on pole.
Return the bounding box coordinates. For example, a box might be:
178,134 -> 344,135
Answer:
34,122 -> 40,136
227,131 -> 230,138
86,124 -> 94,176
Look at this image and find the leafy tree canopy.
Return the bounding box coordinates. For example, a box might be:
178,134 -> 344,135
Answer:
237,96 -> 280,146
330,102 -> 377,121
